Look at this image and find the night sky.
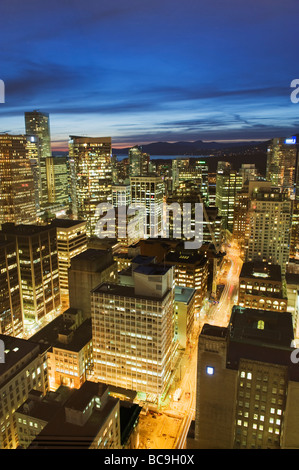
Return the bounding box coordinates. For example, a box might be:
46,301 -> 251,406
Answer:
0,0 -> 298,151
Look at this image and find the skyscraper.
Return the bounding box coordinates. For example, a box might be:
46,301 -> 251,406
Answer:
216,162 -> 242,232
69,136 -> 113,236
128,145 -> 149,177
0,134 -> 37,226
189,306 -> 299,449
266,137 -> 298,199
25,111 -> 51,208
130,175 -> 164,238
0,223 -> 60,325
245,186 -> 292,275
50,219 -> 87,307
0,240 -> 23,336
46,156 -> 69,207
91,263 -> 176,398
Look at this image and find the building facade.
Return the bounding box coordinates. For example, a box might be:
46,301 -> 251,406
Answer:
0,223 -> 60,324
0,134 -> 37,226
189,306 -> 299,449
69,136 -> 113,236
91,263 -> 176,399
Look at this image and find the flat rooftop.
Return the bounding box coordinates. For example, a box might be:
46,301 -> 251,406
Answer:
29,383 -> 118,449
0,335 -> 41,387
92,281 -> 170,302
240,261 -> 282,282
227,306 -> 295,371
50,219 -> 86,229
165,250 -> 207,266
229,306 -> 293,347
0,223 -> 55,236
174,286 -> 196,304
133,263 -> 172,276
30,316 -> 92,353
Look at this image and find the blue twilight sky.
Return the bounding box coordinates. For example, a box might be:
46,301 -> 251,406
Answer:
0,0 -> 298,151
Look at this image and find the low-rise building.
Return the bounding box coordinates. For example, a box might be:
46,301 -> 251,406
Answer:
30,308 -> 93,390
238,261 -> 287,312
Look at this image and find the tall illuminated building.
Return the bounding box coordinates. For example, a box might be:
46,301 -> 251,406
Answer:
0,134 -> 37,226
25,111 -> 51,207
245,186 -> 292,275
216,162 -> 242,232
266,137 -> 298,199
69,136 -> 113,236
0,223 -> 60,325
172,158 -> 190,190
128,145 -> 149,177
46,156 -> 69,207
130,175 -> 164,238
189,306 -> 299,449
0,240 -> 23,336
233,181 -> 271,259
239,164 -> 258,185
50,219 -> 87,307
91,263 -> 176,399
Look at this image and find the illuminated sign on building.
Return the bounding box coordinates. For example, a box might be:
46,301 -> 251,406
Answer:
284,137 -> 297,145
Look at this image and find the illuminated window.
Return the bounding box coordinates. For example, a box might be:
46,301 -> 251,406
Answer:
206,366 -> 214,375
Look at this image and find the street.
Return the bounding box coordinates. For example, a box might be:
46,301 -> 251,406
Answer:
138,241 -> 243,449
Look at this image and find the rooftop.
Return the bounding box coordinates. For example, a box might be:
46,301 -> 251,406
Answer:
0,335 -> 42,387
227,306 -> 295,371
133,263 -> 172,276
50,219 -> 86,229
0,223 -> 55,236
240,261 -> 282,282
29,381 -> 118,449
165,250 -> 207,266
30,316 -> 92,353
174,286 -> 196,304
16,386 -> 74,422
92,281 -> 170,302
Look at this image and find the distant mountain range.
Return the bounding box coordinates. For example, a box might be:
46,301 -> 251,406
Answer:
112,139 -> 270,156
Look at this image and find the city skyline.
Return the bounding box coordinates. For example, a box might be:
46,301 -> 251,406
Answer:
0,0 -> 299,151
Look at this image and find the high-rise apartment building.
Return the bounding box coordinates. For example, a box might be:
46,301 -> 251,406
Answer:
130,175 -> 164,238
50,219 -> 87,306
216,161 -> 242,232
25,111 -> 52,208
245,186 -> 292,275
91,263 -> 176,399
266,137 -> 298,199
189,306 -> 299,449
0,223 -> 60,324
0,134 -> 37,226
69,136 -> 113,236
0,240 -> 23,336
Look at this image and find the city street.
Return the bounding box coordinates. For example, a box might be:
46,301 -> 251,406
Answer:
138,240 -> 243,449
